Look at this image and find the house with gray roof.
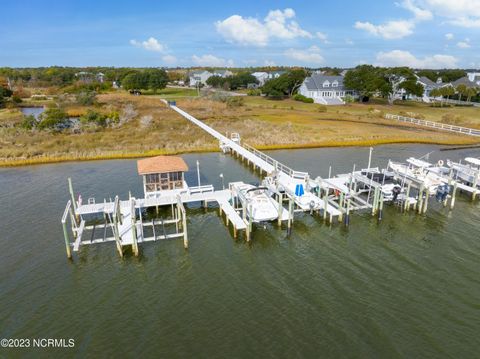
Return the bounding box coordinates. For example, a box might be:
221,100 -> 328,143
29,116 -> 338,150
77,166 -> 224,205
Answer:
188,70 -> 213,87
451,75 -> 480,88
415,76 -> 441,99
298,74 -> 357,105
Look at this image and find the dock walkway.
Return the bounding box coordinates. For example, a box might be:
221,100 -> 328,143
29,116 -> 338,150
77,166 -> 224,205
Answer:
165,101 -> 341,219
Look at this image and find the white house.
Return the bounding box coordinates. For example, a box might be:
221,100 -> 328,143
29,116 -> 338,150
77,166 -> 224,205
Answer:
298,74 -> 357,105
415,76 -> 440,99
189,71 -> 213,87
212,69 -> 233,78
251,72 -> 269,86
267,71 -> 286,80
467,72 -> 480,82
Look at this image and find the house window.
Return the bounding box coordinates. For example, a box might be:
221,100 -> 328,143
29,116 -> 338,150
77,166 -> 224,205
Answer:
332,81 -> 338,87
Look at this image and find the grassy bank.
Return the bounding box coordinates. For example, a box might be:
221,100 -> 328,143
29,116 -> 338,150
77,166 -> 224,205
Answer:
0,91 -> 479,167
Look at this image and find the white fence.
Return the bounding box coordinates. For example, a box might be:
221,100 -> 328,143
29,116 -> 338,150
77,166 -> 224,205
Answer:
242,143 -> 308,179
385,114 -> 480,137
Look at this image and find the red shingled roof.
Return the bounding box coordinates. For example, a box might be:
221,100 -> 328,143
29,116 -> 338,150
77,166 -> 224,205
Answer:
137,155 -> 188,175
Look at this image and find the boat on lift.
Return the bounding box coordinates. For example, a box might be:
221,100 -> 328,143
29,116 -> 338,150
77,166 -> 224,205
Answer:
232,183 -> 279,222
388,158 -> 446,194
447,157 -> 480,187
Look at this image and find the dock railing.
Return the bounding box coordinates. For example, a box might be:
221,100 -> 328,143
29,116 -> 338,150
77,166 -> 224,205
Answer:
385,113 -> 480,137
189,185 -> 215,194
242,143 -> 308,179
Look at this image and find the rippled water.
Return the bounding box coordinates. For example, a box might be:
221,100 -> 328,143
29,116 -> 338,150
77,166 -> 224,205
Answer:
1,144 -> 479,358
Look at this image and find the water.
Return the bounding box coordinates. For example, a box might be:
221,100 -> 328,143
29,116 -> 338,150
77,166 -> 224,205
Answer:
20,107 -> 44,119
0,144 -> 479,358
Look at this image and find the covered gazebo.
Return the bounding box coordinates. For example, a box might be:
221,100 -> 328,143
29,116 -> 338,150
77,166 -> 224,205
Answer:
137,155 -> 189,195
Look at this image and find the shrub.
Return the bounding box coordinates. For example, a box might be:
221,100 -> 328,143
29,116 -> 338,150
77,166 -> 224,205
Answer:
344,94 -> 355,103
76,91 -> 97,106
266,89 -> 284,100
293,94 -> 314,103
226,96 -> 244,108
80,110 -> 107,127
21,114 -> 37,130
12,95 -> 22,103
247,89 -> 262,96
119,103 -> 137,125
38,108 -> 68,130
13,87 -> 31,98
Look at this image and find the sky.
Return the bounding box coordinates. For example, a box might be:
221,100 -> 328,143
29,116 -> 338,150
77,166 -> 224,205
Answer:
1,0 -> 479,69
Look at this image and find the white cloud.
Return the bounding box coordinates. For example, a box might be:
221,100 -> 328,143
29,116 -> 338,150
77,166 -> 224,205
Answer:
398,0 -> 433,20
345,38 -> 354,45
191,54 -> 234,67
457,38 -> 471,48
316,32 -> 330,43
215,8 -> 311,46
445,33 -> 454,40
284,46 -> 325,65
355,0 -> 432,40
375,50 -> 458,68
264,60 -> 276,66
355,20 -> 415,39
162,55 -> 177,64
417,0 -> 480,28
130,37 -> 165,52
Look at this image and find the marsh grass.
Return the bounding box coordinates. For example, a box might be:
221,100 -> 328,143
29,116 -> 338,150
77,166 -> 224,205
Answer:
1,92 -> 478,167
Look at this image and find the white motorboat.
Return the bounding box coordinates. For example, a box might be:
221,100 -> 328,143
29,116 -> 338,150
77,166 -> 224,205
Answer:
388,159 -> 446,195
447,157 -> 480,186
234,183 -> 279,222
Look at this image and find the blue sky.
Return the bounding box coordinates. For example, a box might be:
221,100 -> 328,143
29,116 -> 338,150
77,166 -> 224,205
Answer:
1,0 -> 479,68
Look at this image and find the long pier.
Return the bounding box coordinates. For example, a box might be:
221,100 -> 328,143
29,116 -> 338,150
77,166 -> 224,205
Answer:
59,100 -> 479,260
164,100 -> 342,219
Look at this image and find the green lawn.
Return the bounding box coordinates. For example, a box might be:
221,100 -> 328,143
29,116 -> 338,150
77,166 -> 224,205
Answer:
141,87 -> 199,98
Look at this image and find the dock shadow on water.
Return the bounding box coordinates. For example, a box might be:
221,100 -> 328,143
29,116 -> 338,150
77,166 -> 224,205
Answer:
0,143 -> 479,358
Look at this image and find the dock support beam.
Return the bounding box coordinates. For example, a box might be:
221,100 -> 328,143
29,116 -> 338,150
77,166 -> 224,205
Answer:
404,183 -> 411,212
68,178 -> 79,224
450,182 -> 457,210
378,192 -> 384,221
287,198 -> 293,236
62,220 -> 72,259
277,193 -> 283,227
417,185 -> 424,214
344,199 -> 351,226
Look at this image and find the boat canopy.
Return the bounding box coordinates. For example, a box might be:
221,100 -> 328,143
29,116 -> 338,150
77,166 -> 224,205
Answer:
406,157 -> 432,168
465,157 -> 480,167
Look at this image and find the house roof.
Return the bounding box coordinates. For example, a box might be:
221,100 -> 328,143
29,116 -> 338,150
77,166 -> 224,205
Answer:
189,70 -> 212,76
137,155 -> 189,175
451,76 -> 478,88
302,75 -> 347,91
417,76 -> 437,87
213,69 -> 231,75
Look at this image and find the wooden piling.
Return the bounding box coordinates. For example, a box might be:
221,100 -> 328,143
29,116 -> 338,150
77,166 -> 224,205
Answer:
404,183 -> 411,212
277,193 -> 283,227
450,181 -> 457,210
287,198 -> 293,236
62,221 -> 72,259
344,199 -> 351,226
378,192 -> 384,221
417,185 -> 424,214
323,190 -> 328,222
422,189 -> 429,214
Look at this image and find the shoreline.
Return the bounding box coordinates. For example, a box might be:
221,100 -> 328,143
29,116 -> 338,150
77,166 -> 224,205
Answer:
1,137 -> 477,168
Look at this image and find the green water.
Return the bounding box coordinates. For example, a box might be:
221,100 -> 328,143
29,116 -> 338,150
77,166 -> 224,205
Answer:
0,144 -> 479,358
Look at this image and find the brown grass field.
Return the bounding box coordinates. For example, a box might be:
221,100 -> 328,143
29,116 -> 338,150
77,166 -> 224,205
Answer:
0,90 -> 479,167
